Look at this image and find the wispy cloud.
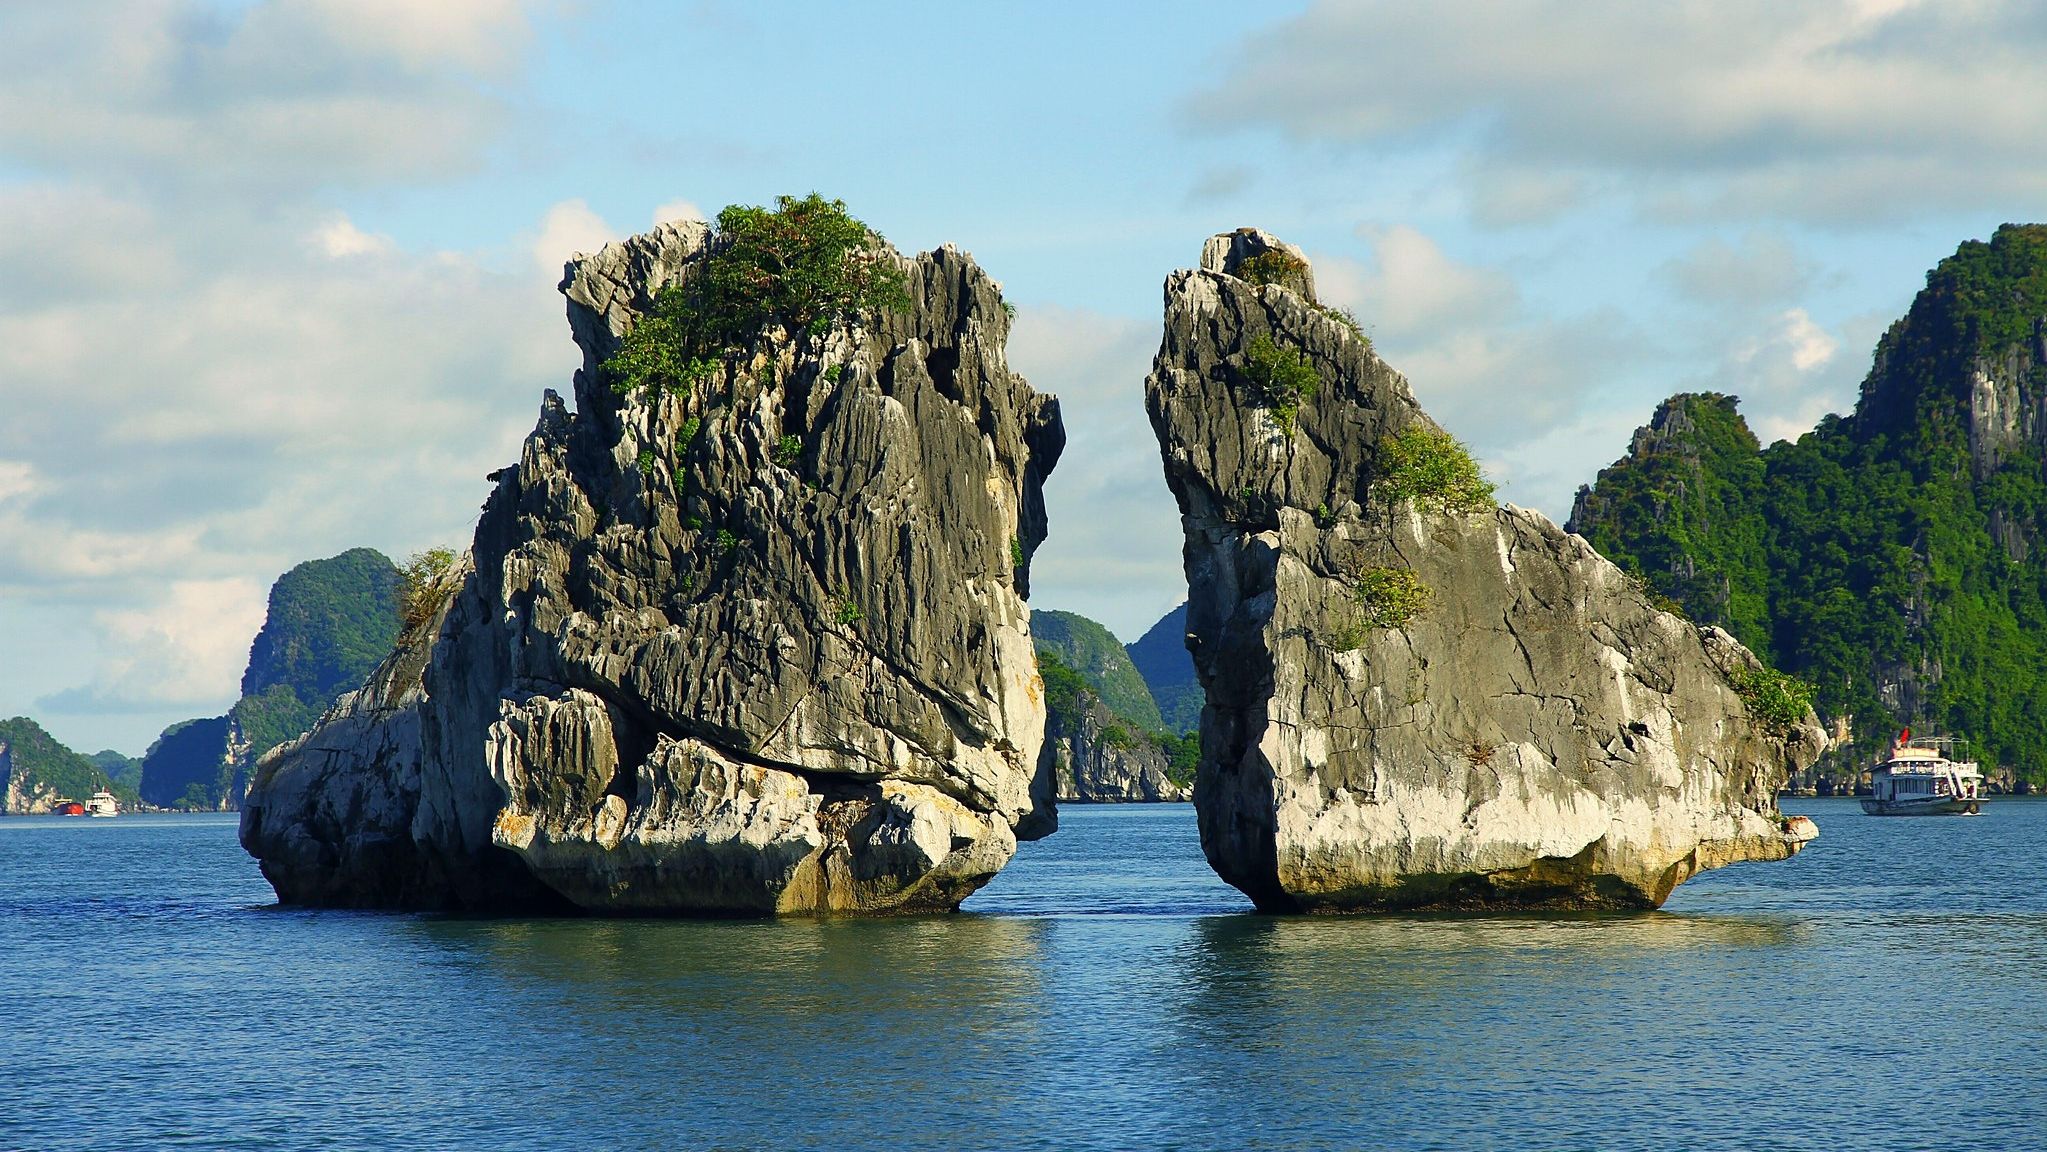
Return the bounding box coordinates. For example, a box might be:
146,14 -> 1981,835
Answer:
1192,0 -> 2047,223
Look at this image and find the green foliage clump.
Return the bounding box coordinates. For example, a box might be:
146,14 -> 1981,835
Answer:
1100,723 -> 1135,750
604,193 -> 910,400
1351,567 -> 1432,629
1010,536 -> 1025,569
1240,334 -> 1320,435
714,529 -> 739,555
1378,425 -> 1495,514
1155,729 -> 1200,788
823,364 -> 844,383
772,434 -> 802,467
1727,665 -> 1816,736
401,547 -> 461,634
832,597 -> 864,625
1036,648 -> 1092,720
1239,249 -> 1309,289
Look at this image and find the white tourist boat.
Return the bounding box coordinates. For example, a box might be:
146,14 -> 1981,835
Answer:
1860,732 -> 1983,816
86,789 -> 120,818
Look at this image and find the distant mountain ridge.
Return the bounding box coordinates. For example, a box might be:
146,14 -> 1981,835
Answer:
139,548 -> 402,809
1570,224 -> 2047,783
1031,610 -> 1163,731
1125,603 -> 1199,734
1031,609 -> 1192,801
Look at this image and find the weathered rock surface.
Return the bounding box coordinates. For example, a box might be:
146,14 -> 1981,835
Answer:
1147,228 -> 1824,912
1042,691 -> 1190,803
243,221 -> 1063,914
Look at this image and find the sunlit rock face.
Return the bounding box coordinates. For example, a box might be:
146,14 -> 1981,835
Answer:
243,222 -> 1064,914
1147,229 -> 1823,913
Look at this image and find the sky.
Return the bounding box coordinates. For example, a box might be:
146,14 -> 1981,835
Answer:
5,0 -> 2047,754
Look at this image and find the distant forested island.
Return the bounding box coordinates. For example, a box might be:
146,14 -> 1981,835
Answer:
1571,225 -> 2047,787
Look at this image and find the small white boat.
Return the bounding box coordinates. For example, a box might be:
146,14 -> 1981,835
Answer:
86,789 -> 120,818
1860,732 -> 1982,816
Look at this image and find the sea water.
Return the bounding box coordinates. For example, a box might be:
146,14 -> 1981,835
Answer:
3,800 -> 2044,1151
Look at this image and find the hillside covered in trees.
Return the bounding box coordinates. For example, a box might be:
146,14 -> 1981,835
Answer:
1570,225 -> 2047,782
0,717 -> 139,813
140,548 -> 403,809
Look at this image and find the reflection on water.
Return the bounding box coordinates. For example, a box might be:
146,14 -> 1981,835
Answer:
6,803 -> 2047,1150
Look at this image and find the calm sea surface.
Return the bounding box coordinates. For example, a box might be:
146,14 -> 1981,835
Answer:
4,799 -> 2045,1151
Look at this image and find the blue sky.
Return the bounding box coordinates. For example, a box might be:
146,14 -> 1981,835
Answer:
4,0 -> 2046,753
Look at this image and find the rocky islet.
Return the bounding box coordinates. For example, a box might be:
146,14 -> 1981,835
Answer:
243,209 -> 1064,914
240,212 -> 1826,916
1146,228 -> 1825,912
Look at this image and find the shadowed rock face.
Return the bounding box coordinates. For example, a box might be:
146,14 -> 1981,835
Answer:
1147,229 -> 1824,913
243,222 -> 1063,915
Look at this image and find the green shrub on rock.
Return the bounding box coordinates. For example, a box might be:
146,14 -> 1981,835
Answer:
1727,664 -> 1815,736
1239,249 -> 1310,290
604,194 -> 911,400
1351,567 -> 1431,628
400,548 -> 460,634
1240,334 -> 1320,435
1379,426 -> 1495,514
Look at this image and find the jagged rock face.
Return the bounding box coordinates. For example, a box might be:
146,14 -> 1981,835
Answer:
243,221 -> 1063,915
1042,694 -> 1189,803
1147,230 -> 1824,913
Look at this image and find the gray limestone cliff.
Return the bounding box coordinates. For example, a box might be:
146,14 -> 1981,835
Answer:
1147,228 -> 1824,912
243,220 -> 1064,914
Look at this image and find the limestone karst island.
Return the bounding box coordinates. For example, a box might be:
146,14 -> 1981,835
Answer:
12,6 -> 2047,1149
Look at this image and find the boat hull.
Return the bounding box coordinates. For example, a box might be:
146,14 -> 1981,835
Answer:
1858,796 -> 1980,816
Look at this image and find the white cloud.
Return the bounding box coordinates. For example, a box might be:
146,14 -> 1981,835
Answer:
1311,228 -> 1641,499
0,3 -> 569,751
290,0 -> 536,74
1005,305 -> 1185,643
0,461 -> 40,505
1319,225 -> 1515,337
1698,307 -> 1875,446
308,214 -> 396,259
37,578 -> 269,714
653,199 -> 708,225
0,192 -> 576,745
0,183 -> 178,306
1660,231 -> 1813,308
1194,0 -> 2047,223
0,0 -> 536,193
532,199 -> 617,273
